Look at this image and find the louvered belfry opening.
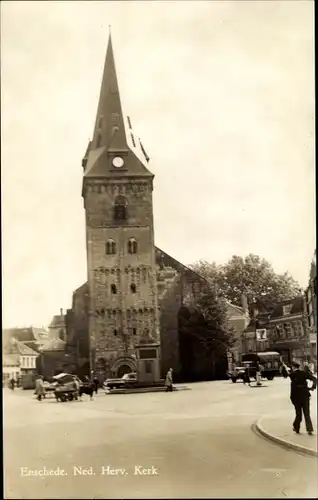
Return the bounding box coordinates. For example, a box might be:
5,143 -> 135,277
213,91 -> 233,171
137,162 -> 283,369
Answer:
114,195 -> 127,220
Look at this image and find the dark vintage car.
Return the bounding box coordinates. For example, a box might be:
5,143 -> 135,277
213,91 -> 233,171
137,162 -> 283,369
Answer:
104,372 -> 138,390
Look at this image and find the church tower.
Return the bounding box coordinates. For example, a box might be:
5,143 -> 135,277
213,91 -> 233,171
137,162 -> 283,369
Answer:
82,35 -> 160,379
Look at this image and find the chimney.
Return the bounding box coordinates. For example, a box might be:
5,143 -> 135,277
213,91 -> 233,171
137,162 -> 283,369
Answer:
241,294 -> 249,313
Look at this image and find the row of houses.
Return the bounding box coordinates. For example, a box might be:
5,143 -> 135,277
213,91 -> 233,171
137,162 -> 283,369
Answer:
239,254 -> 317,369
2,311 -> 68,383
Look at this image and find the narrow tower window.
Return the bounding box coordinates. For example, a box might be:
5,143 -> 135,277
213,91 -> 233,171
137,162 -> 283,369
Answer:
128,238 -> 137,254
114,195 -> 127,220
132,328 -> 137,336
130,283 -> 137,294
96,133 -> 102,148
106,239 -> 116,255
111,284 -> 117,294
113,329 -> 118,336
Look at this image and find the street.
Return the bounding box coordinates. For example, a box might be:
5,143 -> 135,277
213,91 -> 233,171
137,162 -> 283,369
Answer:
3,378 -> 318,499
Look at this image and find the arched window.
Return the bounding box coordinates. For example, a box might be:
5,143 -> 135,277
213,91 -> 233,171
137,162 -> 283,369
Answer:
111,284 -> 117,294
114,195 -> 127,220
106,239 -> 116,255
113,329 -> 118,336
128,238 -> 137,254
130,283 -> 137,294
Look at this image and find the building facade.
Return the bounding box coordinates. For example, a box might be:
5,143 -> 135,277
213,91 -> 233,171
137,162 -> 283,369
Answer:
48,309 -> 67,342
2,338 -> 38,383
305,252 -> 317,369
241,303 -> 272,355
268,297 -> 310,364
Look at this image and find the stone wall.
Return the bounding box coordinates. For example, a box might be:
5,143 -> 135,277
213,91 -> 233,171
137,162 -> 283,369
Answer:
84,178 -> 160,376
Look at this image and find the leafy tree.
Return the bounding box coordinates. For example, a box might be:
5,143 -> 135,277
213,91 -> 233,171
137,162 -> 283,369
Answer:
190,254 -> 301,312
179,286 -> 235,379
189,260 -> 221,284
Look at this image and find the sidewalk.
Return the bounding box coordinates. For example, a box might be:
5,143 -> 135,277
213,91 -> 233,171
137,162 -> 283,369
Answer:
256,398 -> 317,457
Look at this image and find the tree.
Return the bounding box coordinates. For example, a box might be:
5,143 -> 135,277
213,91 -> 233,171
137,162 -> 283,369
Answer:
189,260 -> 221,285
179,286 -> 235,380
190,254 -> 301,312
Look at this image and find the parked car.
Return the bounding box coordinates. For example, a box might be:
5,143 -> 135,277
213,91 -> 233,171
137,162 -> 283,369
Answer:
104,372 -> 137,390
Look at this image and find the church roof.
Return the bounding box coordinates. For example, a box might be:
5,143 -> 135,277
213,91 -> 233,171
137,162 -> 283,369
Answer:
83,34 -> 153,180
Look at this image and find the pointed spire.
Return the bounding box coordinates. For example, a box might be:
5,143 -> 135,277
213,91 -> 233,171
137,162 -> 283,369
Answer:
92,33 -> 128,151
83,34 -> 154,180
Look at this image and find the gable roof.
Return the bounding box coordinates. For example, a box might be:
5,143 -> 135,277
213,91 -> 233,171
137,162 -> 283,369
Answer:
41,338 -> 66,351
3,327 -> 49,346
4,339 -> 38,356
226,302 -> 249,317
270,296 -> 304,320
3,328 -> 35,344
48,315 -> 66,328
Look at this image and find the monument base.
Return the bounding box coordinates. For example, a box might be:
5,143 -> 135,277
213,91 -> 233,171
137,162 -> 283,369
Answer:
135,343 -> 161,384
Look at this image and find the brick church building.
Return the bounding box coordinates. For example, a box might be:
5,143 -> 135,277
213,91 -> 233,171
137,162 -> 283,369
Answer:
63,35 -> 248,382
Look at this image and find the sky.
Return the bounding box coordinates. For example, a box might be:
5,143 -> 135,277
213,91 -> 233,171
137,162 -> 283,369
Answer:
1,1 -> 315,328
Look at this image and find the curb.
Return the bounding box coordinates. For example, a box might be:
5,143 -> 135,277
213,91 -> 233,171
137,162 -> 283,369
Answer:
254,417 -> 318,458
105,385 -> 191,395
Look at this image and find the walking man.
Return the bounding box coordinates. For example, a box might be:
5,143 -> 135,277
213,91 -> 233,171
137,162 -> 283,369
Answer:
165,368 -> 173,392
243,365 -> 251,386
35,375 -> 45,401
283,361 -> 316,435
93,376 -> 99,395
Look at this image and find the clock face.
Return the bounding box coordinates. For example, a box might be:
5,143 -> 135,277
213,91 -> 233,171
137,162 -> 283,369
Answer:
112,156 -> 124,168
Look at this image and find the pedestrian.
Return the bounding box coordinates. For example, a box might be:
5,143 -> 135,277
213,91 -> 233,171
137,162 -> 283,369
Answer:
93,376 -> 99,395
35,376 -> 45,401
256,362 -> 262,386
165,368 -> 173,392
9,377 -> 15,390
283,361 -> 317,435
73,378 -> 80,400
243,365 -> 251,386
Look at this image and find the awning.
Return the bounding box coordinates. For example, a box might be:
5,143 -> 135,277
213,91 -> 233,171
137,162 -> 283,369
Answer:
270,342 -> 305,350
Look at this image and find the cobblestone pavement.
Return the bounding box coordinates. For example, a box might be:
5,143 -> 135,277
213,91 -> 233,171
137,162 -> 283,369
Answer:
3,378 -> 318,499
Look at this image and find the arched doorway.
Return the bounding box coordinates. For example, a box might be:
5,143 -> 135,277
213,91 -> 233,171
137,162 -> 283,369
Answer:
117,364 -> 132,378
